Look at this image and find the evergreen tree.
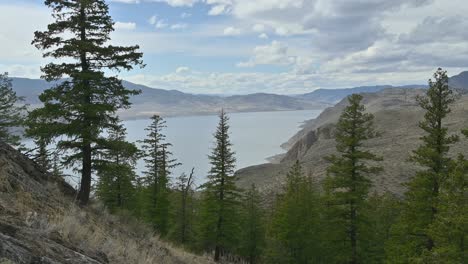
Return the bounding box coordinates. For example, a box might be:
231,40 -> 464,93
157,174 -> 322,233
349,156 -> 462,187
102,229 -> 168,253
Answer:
0,73 -> 27,147
323,94 -> 382,264
386,68 -> 458,262
140,115 -> 178,236
27,0 -> 144,205
267,161 -> 322,264
361,193 -> 402,263
198,110 -> 241,262
239,184 -> 265,264
169,168 -> 196,245
427,129 -> 468,262
95,124 -> 138,212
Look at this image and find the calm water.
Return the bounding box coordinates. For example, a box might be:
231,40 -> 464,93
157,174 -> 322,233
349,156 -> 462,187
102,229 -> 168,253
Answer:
24,109 -> 322,186
124,110 -> 322,184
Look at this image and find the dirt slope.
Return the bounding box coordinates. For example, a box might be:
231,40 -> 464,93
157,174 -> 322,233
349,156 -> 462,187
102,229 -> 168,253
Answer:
0,141 -> 212,264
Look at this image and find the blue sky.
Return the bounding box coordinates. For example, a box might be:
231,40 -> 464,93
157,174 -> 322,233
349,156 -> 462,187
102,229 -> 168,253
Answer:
1,0 -> 468,94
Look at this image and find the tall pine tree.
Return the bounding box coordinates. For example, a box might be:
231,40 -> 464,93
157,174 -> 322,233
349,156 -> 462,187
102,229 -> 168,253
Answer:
323,94 -> 382,264
239,184 -> 265,264
268,161 -> 322,264
426,128 -> 468,262
140,115 -> 178,236
386,68 -> 458,262
198,110 -> 242,262
27,0 -> 144,205
169,168 -> 196,245
0,73 -> 27,147
95,124 -> 138,212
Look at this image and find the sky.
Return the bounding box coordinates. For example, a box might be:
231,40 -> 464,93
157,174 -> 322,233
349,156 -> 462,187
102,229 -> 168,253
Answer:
1,0 -> 468,94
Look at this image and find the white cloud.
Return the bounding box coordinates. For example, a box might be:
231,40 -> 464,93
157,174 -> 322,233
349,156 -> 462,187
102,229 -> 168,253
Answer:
148,15 -> 157,25
176,66 -> 191,74
109,0 -> 141,3
223,26 -> 242,36
171,23 -> 188,29
258,33 -> 269,39
252,24 -> 265,32
114,21 -> 137,30
153,0 -> 199,7
237,41 -> 296,67
208,5 -> 228,15
181,12 -> 191,18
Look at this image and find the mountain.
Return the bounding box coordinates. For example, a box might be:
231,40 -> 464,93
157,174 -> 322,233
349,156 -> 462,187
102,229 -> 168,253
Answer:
235,87 -> 468,197
11,77 -> 330,120
0,140 -> 212,263
297,84 -> 427,104
449,71 -> 468,91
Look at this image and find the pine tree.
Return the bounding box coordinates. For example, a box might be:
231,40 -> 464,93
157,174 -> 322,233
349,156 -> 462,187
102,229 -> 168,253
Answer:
239,184 -> 265,264
0,73 -> 27,147
27,0 -> 144,206
267,161 -> 322,264
323,94 -> 382,264
169,168 -> 196,245
140,115 -> 178,236
385,69 -> 458,262
427,129 -> 468,262
198,110 -> 242,262
95,124 -> 138,212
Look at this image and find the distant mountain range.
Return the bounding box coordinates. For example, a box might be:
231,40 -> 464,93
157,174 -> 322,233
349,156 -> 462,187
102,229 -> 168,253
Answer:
11,78 -> 330,119
10,71 -> 468,119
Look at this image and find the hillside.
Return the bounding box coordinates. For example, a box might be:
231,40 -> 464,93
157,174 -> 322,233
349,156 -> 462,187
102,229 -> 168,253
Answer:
236,88 -> 468,196
297,84 -> 426,104
0,141 -> 212,264
11,78 -> 330,120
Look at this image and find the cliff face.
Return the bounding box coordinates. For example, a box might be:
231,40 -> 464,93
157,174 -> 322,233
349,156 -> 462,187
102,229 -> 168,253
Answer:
0,142 -> 211,264
236,88 -> 468,197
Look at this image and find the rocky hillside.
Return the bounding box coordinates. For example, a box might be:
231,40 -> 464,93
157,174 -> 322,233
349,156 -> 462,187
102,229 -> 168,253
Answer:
236,88 -> 468,197
0,141 -> 212,264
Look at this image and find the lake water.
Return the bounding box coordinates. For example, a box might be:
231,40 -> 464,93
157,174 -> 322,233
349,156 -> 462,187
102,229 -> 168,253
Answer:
24,109 -> 322,186
124,110 -> 322,184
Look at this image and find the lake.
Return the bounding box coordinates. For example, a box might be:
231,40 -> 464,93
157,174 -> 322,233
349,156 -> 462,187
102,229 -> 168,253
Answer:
124,109 -> 322,185
23,109 -> 322,186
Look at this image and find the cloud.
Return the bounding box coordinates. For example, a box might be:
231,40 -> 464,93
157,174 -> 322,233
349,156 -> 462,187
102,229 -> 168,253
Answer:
252,24 -> 265,32
153,0 -> 199,7
109,0 -> 141,3
237,41 -> 296,67
176,66 -> 191,74
223,26 -> 242,36
171,23 -> 188,29
208,4 -> 228,15
258,33 -> 268,39
180,12 -> 191,18
114,21 -> 137,30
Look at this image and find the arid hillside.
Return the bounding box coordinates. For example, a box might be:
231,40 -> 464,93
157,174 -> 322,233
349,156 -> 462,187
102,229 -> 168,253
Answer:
236,88 -> 468,197
0,141 -> 212,264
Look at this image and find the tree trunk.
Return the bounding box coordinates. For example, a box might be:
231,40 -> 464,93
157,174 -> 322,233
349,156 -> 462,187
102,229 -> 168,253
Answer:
78,143 -> 92,206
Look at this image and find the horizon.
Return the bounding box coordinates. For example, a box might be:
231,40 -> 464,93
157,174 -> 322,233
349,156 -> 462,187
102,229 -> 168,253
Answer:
1,0 -> 468,94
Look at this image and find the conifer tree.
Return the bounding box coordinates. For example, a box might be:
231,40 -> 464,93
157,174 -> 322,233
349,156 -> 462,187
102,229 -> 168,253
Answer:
267,161 -> 322,264
386,69 -> 458,262
427,129 -> 467,262
95,124 -> 138,212
169,168 -> 196,245
0,73 -> 27,147
323,94 -> 382,264
140,115 -> 178,236
27,0 -> 144,205
198,110 -> 241,262
239,184 -> 265,264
